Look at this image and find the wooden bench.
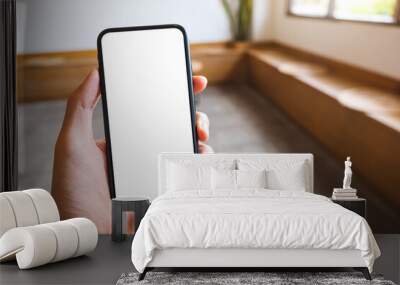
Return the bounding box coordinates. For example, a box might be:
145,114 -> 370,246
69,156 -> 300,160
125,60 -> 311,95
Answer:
248,47 -> 400,218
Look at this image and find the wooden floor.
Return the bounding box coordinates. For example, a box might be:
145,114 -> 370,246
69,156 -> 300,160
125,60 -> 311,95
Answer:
18,84 -> 399,233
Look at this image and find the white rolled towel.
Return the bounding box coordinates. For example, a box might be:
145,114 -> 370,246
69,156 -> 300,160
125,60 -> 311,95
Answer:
0,218 -> 98,269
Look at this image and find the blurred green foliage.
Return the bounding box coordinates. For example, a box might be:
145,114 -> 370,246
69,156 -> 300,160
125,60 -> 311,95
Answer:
221,0 -> 253,41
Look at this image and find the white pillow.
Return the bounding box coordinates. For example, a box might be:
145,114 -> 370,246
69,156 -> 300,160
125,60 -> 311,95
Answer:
236,169 -> 267,189
167,163 -> 212,191
266,162 -> 307,191
211,169 -> 236,190
237,159 -> 308,191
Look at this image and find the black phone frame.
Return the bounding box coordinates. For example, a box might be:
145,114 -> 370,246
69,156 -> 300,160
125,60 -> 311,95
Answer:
97,24 -> 199,199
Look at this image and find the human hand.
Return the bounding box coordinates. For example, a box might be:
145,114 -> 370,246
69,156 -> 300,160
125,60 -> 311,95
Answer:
52,70 -> 212,233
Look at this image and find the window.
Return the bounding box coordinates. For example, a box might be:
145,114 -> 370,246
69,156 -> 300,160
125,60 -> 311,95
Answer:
288,0 -> 400,24
290,0 -> 331,17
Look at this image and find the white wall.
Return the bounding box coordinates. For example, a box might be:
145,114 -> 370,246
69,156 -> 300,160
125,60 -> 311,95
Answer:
271,0 -> 400,80
252,0 -> 274,41
17,0 -> 273,54
18,0 -> 397,80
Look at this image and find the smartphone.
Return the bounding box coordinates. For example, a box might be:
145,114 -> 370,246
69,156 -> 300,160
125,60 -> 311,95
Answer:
97,25 -> 197,199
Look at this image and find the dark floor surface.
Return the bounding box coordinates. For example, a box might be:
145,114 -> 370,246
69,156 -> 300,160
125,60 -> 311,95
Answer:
0,235 -> 398,285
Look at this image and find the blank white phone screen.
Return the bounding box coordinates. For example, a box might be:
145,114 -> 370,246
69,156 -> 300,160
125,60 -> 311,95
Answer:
100,27 -> 195,199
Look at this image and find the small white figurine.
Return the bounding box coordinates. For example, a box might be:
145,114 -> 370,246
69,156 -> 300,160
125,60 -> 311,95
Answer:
343,157 -> 353,189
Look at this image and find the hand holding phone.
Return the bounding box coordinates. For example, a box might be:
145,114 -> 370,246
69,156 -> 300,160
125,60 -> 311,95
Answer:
52,25 -> 211,233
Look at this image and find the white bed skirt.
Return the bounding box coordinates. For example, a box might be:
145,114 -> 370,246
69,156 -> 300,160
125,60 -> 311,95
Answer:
148,248 -> 366,268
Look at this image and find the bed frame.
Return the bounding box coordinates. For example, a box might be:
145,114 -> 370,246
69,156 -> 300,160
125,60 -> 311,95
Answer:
138,154 -> 372,281
139,248 -> 371,280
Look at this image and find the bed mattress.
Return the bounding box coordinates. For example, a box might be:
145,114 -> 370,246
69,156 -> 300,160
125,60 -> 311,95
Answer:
131,189 -> 380,273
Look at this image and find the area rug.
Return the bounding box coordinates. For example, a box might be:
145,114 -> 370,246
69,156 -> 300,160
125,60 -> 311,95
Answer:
116,272 -> 396,285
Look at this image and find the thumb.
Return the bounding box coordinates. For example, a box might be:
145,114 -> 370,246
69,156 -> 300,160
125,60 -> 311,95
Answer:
61,70 -> 100,139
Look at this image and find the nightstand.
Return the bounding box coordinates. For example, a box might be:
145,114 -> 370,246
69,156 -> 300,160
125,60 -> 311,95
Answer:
331,198 -> 366,218
112,197 -> 150,242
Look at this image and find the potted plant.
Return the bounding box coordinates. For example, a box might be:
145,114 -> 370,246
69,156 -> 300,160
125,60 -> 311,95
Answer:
221,0 -> 253,47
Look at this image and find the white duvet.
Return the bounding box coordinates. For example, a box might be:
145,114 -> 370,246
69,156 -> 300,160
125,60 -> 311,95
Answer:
131,190 -> 380,273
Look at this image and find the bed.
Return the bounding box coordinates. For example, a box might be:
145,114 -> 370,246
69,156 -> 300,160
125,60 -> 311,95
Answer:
131,153 -> 380,280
